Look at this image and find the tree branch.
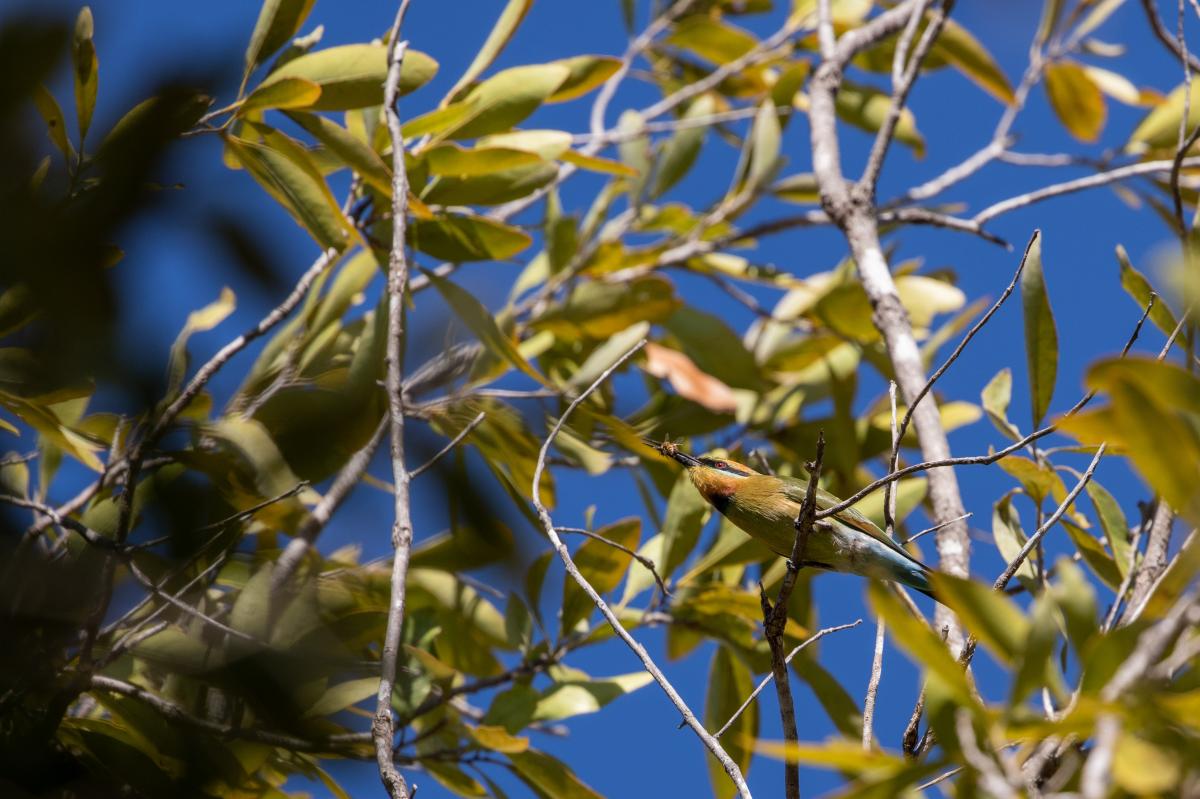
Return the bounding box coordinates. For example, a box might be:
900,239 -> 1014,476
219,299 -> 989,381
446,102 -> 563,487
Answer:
760,431 -> 824,799
530,339 -> 752,799
374,6 -> 415,798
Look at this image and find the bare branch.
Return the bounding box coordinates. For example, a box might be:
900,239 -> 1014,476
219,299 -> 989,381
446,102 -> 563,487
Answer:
760,431 -> 825,799
374,6 -> 415,798
273,419 -> 388,591
860,0 -> 948,193
810,0 -> 972,650
529,339 -> 751,799
713,619 -> 862,739
861,615 -> 886,750
973,158 -> 1200,225
1141,0 -> 1200,72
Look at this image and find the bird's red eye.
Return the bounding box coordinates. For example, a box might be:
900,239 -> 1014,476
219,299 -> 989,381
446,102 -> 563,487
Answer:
714,461 -> 727,470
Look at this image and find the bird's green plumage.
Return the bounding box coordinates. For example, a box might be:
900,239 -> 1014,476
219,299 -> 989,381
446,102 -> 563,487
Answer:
648,441 -> 937,599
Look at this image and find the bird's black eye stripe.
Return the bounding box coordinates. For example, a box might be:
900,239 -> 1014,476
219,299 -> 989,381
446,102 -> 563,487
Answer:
699,457 -> 751,476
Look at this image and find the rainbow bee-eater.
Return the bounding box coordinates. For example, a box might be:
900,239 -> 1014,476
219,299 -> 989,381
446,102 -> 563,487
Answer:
648,439 -> 937,600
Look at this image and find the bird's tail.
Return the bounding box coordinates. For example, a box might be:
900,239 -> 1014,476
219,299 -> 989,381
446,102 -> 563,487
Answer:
896,563 -> 942,605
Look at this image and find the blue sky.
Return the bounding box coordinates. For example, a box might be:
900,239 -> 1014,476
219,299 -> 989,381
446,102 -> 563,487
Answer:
6,0 -> 1194,796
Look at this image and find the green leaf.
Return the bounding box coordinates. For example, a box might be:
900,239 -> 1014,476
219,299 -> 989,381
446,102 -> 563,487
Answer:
704,647 -> 757,799
303,677 -> 378,718
660,470 -> 711,579
423,162 -> 559,206
1087,481 -> 1132,578
1020,230 -> 1057,427
1127,80 -> 1200,152
1010,594 -> 1063,707
408,214 -> 532,261
423,271 -> 546,385
443,0 -> 534,103
546,55 -> 622,103
836,80 -> 924,157
425,763 -> 487,798
1116,244 -> 1178,339
1066,357 -> 1200,522
285,110 -> 391,194
771,173 -> 819,204
244,0 -> 317,75
424,143 -> 545,176
666,16 -> 757,65
509,750 -> 603,799
982,367 -> 1022,441
224,127 -> 350,250
998,455 -> 1066,506
532,275 -> 679,339
445,64 -> 570,140
933,19 -> 1014,104
561,517 -> 640,633
33,85 -> 74,162
164,287 -> 236,403
867,582 -> 973,705
72,7 -> 98,145
651,94 -> 715,198
664,307 -> 761,390
469,724 -> 530,754
241,77 -> 323,113
1062,520 -> 1122,590
1044,60 -> 1106,142
568,322 -> 650,390
930,572 -> 1028,664
258,44 -> 438,110
534,671 -> 652,721
746,100 -> 782,193
1049,558 -> 1097,654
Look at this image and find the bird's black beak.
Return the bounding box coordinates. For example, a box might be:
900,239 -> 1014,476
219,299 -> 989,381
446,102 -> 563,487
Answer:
642,438 -> 701,468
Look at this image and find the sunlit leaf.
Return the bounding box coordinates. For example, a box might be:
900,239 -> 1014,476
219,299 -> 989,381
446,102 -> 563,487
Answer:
33,86 -> 73,162
1127,80 -> 1200,152
982,367 -> 1022,440
1020,230 -> 1057,427
1115,244 -> 1179,339
867,582 -> 973,704
835,80 -> 924,157
930,572 -> 1028,664
1044,60 -> 1106,142
241,76 -> 322,113
443,0 -> 534,103
244,0 -> 317,75
510,750 -> 603,799
746,100 -> 782,192
546,55 -> 622,103
409,214 -> 532,261
224,128 -> 350,250
445,63 -> 570,140
533,275 -> 679,339
72,7 -> 98,145
286,110 -> 391,194
258,44 -> 438,110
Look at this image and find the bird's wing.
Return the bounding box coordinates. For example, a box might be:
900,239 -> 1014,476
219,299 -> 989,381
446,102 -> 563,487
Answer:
780,477 -> 926,565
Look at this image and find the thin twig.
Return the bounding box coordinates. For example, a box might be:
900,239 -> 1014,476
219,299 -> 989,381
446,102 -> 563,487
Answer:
558,527 -> 670,598
973,158 -> 1200,225
900,512 -> 973,546
529,339 -> 751,799
761,431 -> 825,799
409,412 -> 485,479
272,419 -> 388,591
861,615 -> 886,750
713,619 -> 862,739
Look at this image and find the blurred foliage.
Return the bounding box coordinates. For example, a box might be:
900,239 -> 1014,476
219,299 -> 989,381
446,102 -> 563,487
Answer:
0,1 -> 1198,798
